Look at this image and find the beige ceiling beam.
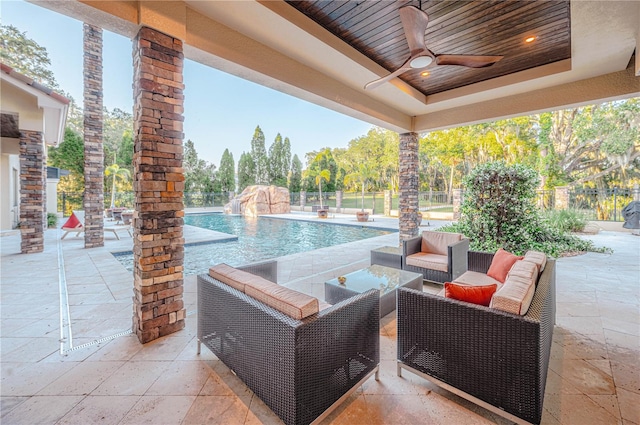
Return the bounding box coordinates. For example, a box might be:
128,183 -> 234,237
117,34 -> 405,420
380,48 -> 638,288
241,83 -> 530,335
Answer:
414,65 -> 640,133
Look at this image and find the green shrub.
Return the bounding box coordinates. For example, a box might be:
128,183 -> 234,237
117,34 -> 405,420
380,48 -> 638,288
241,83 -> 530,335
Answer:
542,209 -> 587,233
441,161 -> 608,257
47,213 -> 58,228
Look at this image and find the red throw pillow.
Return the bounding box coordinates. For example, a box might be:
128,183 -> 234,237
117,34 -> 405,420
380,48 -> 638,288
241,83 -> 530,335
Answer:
444,282 -> 497,307
486,248 -> 523,283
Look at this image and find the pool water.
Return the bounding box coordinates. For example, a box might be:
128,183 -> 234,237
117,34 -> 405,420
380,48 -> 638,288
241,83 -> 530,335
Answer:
114,214 -> 393,275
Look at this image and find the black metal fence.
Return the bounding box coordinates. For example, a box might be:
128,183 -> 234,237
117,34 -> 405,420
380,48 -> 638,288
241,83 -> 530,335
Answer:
58,187 -> 639,221
568,187 -> 639,221
58,191 -> 232,216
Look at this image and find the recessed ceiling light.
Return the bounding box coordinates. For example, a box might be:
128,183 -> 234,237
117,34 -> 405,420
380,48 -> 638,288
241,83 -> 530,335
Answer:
525,36 -> 536,43
420,71 -> 430,77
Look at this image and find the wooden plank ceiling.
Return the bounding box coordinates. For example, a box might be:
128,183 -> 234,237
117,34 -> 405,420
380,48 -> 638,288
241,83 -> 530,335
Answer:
286,0 -> 571,96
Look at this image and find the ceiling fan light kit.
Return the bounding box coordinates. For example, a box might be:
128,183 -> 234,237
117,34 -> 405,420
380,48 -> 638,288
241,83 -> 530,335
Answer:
364,4 -> 504,90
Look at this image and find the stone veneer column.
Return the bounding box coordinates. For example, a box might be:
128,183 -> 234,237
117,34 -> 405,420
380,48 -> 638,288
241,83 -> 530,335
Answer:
300,191 -> 306,208
398,132 -> 419,242
132,26 -> 186,343
384,190 -> 391,216
452,188 -> 463,220
554,186 -> 569,210
83,23 -> 104,248
19,131 -> 45,253
335,190 -> 343,212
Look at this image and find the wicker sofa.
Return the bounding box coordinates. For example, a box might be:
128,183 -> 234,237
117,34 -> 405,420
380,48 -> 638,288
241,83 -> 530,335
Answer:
397,251 -> 556,425
197,260 -> 380,425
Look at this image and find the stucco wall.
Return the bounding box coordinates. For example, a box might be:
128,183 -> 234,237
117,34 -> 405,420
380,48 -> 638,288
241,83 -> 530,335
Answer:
1,81 -> 44,133
0,152 -> 20,230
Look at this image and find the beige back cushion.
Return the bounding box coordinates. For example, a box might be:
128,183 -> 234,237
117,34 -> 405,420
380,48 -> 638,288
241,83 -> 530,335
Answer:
489,260 -> 538,315
421,231 -> 463,255
246,284 -> 319,320
210,263 -> 319,320
524,250 -> 547,273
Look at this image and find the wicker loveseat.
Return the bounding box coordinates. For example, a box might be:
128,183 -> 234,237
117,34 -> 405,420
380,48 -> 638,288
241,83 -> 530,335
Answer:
197,261 -> 380,425
402,231 -> 469,283
396,251 -> 556,425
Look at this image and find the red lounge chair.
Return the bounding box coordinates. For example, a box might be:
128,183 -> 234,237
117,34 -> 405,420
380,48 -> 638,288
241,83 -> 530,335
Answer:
61,210 -> 131,240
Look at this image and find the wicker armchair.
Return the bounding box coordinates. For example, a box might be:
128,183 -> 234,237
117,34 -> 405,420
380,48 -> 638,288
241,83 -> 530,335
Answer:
397,251 -> 556,425
402,231 -> 469,283
197,261 -> 380,425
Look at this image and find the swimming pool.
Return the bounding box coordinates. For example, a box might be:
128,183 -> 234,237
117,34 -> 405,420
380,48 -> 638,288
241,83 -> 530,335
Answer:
114,214 -> 393,275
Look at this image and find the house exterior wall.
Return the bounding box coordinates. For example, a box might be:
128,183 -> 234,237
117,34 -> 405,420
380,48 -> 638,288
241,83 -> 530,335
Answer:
0,151 -> 21,230
1,81 -> 46,232
47,178 -> 59,215
1,82 -> 44,133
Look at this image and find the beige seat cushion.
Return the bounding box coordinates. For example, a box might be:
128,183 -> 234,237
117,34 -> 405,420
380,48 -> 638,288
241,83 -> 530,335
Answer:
421,231 -> 463,256
406,252 -> 449,272
246,284 -> 319,320
453,271 -> 502,288
490,260 -> 538,315
524,250 -> 547,273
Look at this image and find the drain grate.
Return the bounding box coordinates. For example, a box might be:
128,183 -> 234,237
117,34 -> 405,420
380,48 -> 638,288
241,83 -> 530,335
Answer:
64,329 -> 134,353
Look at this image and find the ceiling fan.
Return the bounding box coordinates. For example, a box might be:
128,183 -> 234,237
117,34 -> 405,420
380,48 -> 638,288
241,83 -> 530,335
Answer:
364,4 -> 504,90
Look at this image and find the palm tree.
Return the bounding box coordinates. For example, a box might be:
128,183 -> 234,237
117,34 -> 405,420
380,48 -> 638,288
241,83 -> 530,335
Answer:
344,164 -> 377,212
315,169 -> 330,209
105,163 -> 131,208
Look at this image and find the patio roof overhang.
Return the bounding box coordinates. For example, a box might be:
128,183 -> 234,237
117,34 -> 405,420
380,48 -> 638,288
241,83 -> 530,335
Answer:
30,0 -> 639,134
1,64 -> 69,146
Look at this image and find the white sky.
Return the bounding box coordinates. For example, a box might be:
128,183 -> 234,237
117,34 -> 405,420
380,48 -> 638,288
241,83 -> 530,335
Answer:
2,0 -> 373,167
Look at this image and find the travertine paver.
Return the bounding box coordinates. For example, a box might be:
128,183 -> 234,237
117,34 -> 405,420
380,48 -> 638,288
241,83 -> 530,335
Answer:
1,215 -> 638,424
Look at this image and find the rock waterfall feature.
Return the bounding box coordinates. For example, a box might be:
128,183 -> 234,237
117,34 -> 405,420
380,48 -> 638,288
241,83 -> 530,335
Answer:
224,185 -> 291,217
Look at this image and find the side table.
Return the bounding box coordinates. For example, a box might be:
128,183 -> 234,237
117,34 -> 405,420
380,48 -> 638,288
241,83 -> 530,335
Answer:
371,246 -> 403,269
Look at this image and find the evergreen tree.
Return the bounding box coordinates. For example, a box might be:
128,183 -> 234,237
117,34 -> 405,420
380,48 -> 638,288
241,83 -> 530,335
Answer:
237,152 -> 255,192
183,139 -> 216,193
250,125 -> 268,185
268,133 -> 289,187
289,154 -> 303,193
282,137 -> 292,187
218,148 -> 235,192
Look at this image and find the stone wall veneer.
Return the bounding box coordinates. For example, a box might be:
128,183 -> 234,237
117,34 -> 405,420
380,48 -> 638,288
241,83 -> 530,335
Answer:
132,26 -> 186,343
19,130 -> 45,254
398,132 -> 419,242
83,23 -> 104,248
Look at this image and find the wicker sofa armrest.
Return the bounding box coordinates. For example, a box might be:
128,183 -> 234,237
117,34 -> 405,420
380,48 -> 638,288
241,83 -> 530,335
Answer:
236,259 -> 278,283
402,235 -> 422,258
448,238 -> 469,280
397,259 -> 556,425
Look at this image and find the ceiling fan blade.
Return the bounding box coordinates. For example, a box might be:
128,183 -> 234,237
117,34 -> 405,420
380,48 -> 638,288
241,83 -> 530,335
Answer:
435,54 -> 504,68
364,64 -> 413,90
399,5 -> 429,55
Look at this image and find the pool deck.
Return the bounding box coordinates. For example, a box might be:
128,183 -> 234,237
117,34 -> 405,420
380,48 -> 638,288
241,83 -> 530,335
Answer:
1,212 -> 639,424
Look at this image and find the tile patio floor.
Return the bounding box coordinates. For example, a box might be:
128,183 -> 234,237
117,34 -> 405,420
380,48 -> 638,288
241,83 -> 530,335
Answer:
1,213 -> 638,424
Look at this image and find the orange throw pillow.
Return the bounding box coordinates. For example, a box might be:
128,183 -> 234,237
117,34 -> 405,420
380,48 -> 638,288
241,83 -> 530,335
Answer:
444,282 -> 497,307
486,248 -> 523,283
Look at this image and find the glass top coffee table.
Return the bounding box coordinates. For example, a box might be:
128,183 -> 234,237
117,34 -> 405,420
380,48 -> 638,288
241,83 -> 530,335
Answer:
324,264 -> 423,318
